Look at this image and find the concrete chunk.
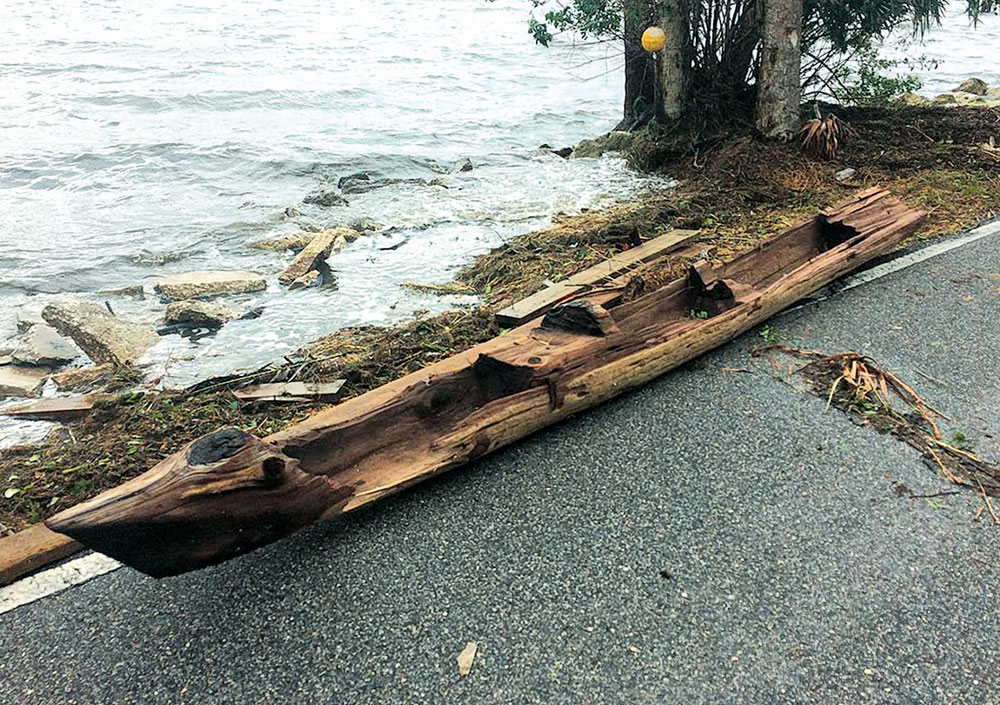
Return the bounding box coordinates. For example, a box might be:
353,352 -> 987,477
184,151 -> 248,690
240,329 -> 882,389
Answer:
154,271 -> 267,301
278,231 -> 336,285
250,231 -> 317,252
288,270 -> 320,291
42,301 -> 158,366
164,300 -> 240,329
12,324 -> 79,366
0,364 -> 50,398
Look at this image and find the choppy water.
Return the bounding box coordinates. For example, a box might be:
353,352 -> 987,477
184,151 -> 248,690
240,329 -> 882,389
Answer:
0,0 -> 997,446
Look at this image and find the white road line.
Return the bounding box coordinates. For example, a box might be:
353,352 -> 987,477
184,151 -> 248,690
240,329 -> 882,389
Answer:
0,552 -> 120,615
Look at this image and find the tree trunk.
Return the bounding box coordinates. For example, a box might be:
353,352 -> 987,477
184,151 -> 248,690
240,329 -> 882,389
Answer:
619,1 -> 657,129
658,0 -> 689,120
48,189 -> 925,579
755,0 -> 803,138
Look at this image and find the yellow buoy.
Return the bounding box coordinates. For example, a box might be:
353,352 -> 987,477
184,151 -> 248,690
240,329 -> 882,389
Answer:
641,26 -> 666,53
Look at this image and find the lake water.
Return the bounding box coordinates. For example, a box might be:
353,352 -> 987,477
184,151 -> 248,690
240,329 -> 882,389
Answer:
0,0 -> 997,446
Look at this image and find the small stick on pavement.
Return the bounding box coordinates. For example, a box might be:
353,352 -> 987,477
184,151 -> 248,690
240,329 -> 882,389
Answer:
974,478 -> 1000,525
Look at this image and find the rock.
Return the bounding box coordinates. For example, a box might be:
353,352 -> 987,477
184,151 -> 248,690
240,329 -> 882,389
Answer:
332,234 -> 347,253
570,131 -> 635,159
154,271 -> 267,300
99,285 -> 146,300
16,312 -> 45,334
303,189 -> 349,207
12,324 -> 79,366
896,92 -> 928,106
450,158 -> 474,173
835,168 -> 857,182
552,147 -> 573,159
349,218 -> 382,234
570,138 -> 603,159
953,91 -> 987,105
278,231 -> 337,285
933,93 -> 958,105
164,300 -> 240,329
50,364 -> 116,393
319,226 -> 357,245
0,364 -> 50,398
337,172 -> 370,190
251,231 -> 317,252
988,86 -> 1000,100
955,77 -> 988,95
288,270 -> 320,291
42,300 -> 159,365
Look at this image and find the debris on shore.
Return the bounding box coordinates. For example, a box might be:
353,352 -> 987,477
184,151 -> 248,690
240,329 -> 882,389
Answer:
2,105 -> 999,534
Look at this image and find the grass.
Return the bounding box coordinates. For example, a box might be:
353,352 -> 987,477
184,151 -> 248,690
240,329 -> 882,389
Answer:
2,105 -> 999,534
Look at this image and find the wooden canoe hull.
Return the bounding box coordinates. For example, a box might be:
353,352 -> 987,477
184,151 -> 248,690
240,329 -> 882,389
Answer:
47,188 -> 925,577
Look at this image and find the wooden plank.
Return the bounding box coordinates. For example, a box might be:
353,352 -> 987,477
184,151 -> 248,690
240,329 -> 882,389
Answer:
1,396 -> 96,421
46,191 -> 924,578
495,229 -> 700,327
0,524 -> 82,586
233,380 -> 346,403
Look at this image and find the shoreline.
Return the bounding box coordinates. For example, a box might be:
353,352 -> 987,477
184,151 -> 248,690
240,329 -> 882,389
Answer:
2,103 -> 999,539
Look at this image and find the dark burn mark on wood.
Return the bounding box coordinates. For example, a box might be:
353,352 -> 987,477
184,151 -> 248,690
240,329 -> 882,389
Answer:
541,301 -> 616,336
818,218 -> 860,249
687,262 -> 742,316
472,354 -> 536,399
261,457 -> 285,484
187,428 -> 248,466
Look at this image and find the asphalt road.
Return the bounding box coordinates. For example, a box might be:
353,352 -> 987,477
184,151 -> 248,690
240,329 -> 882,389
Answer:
2,227 -> 1000,704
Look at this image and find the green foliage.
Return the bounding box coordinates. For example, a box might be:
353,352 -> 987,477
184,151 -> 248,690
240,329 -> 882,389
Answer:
825,44 -> 926,106
528,0 -> 623,46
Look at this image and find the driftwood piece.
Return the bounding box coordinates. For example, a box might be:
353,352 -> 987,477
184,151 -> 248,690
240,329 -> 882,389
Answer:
0,524 -> 82,586
233,381 -> 346,403
47,189 -> 924,578
1,396 -> 98,421
494,229 -> 699,327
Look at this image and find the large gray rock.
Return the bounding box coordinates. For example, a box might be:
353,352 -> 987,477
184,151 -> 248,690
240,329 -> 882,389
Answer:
955,77 -> 988,95
12,324 -> 78,366
154,270 -> 267,300
0,364 -> 50,398
164,300 -> 240,329
42,300 -> 159,365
